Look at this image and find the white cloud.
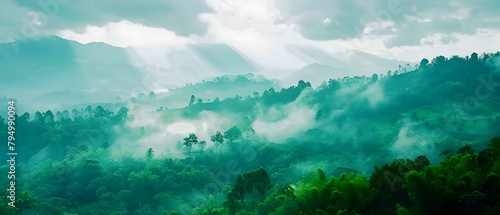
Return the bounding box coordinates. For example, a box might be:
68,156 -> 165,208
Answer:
252,106 -> 316,142
322,18 -> 332,25
167,122 -> 197,135
361,82 -> 386,108
46,0 -> 500,72
113,109 -> 232,159
57,20 -> 192,67
199,0 -> 308,70
58,20 -> 189,48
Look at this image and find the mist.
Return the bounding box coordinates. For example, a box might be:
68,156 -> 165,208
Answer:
2,25 -> 500,214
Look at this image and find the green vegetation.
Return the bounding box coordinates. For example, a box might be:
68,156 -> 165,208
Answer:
0,52 -> 500,214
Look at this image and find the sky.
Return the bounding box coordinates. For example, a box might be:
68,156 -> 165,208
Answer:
1,0 -> 500,70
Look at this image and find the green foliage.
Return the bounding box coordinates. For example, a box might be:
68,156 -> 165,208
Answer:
211,131 -> 225,152
183,133 -> 198,155
197,137 -> 500,215
2,53 -> 500,214
224,126 -> 242,143
189,95 -> 196,106
224,168 -> 273,214
146,148 -> 154,160
198,140 -> 207,152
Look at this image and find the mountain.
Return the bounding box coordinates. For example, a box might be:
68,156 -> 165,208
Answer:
331,49 -> 412,75
0,37 -> 269,112
282,63 -> 343,87
0,37 -> 412,112
283,45 -> 412,86
286,44 -> 350,69
188,43 -> 264,75
134,73 -> 280,109
132,43 -> 266,90
0,35 -> 147,111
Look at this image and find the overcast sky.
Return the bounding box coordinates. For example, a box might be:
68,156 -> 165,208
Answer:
1,0 -> 499,70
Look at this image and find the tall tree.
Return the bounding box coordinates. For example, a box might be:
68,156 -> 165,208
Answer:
44,110 -> 54,124
211,131 -> 224,152
198,140 -> 207,152
224,168 -> 272,214
470,52 -> 478,61
224,126 -> 242,143
183,133 -> 198,155
146,148 -> 154,160
189,95 -> 196,106
419,58 -> 429,68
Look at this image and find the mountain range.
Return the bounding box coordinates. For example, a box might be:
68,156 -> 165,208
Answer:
0,36 -> 410,111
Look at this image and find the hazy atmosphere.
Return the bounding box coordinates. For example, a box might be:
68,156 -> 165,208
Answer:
1,0 -> 500,215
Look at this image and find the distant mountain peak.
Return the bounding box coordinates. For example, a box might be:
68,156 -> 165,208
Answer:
186,43 -> 264,75
6,34 -> 67,44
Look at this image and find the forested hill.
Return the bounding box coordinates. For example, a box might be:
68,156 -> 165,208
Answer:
0,52 -> 500,214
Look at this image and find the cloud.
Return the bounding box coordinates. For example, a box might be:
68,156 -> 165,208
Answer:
252,106 -> 316,142
252,91 -> 317,142
112,108 -> 232,159
440,35 -> 460,45
384,17 -> 474,48
198,0 -> 307,70
390,125 -> 434,159
3,0 -> 212,41
389,120 -> 444,162
57,20 -> 190,48
360,82 -> 387,109
274,0 -> 377,40
274,0 -> 500,48
2,0 -> 498,68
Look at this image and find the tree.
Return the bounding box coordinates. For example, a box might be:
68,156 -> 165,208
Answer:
93,105 -> 103,117
33,111 -> 45,123
419,58 -> 429,68
114,106 -> 129,123
55,111 -> 63,121
370,74 -> 379,83
470,52 -> 478,61
15,190 -> 37,215
149,92 -> 155,99
146,148 -> 154,160
224,126 -> 242,143
298,80 -> 311,89
431,55 -> 446,65
224,168 -> 272,214
488,137 -> 500,155
440,149 -> 455,158
19,112 -> 30,123
183,133 -> 198,155
44,110 -> 54,123
129,170 -> 159,197
198,140 -> 207,152
102,142 -> 110,149
211,131 -> 224,152
457,144 -> 474,155
84,105 -> 93,118
80,159 -> 103,186
72,108 -> 80,120
189,95 -> 196,106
